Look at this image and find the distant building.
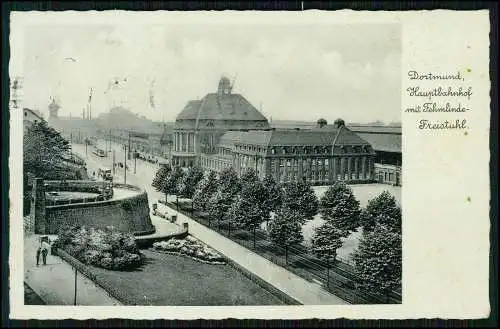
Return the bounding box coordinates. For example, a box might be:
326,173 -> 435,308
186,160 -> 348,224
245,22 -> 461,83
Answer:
23,108 -> 44,130
348,126 -> 402,186
172,76 -> 270,167
202,119 -> 376,186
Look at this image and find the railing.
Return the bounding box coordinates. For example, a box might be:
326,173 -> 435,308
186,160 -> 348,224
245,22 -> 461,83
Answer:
166,200 -> 402,304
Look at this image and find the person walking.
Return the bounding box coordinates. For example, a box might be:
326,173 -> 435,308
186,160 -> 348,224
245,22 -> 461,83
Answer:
41,240 -> 50,265
36,246 -> 41,266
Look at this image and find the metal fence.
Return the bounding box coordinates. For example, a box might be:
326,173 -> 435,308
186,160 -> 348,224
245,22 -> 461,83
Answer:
168,200 -> 402,304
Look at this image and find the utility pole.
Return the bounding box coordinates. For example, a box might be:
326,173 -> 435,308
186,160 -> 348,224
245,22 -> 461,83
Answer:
134,151 -> 137,174
128,131 -> 131,160
124,145 -> 127,184
73,267 -> 77,305
85,135 -> 88,157
112,149 -> 116,175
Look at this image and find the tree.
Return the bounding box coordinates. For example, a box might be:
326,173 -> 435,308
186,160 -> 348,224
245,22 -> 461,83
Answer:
152,164 -> 172,199
177,166 -> 204,211
207,167 -> 241,229
207,189 -> 234,228
319,182 -> 361,237
228,168 -> 269,245
360,191 -> 401,234
281,180 -> 318,223
218,166 -> 241,196
24,121 -> 71,178
192,170 -> 219,212
162,165 -> 184,205
352,224 -> 402,302
262,174 -> 283,216
311,221 -> 344,287
268,206 -> 304,264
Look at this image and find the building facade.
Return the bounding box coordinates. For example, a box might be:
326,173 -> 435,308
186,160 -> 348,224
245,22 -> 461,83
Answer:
201,120 -> 376,186
23,108 -> 45,130
348,126 -> 402,186
172,77 -> 270,167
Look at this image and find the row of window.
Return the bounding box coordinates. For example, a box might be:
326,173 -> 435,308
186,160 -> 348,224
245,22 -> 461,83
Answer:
272,171 -> 372,183
232,145 -> 371,155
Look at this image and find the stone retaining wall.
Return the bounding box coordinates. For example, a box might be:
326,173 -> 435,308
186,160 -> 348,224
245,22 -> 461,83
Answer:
33,179 -> 155,235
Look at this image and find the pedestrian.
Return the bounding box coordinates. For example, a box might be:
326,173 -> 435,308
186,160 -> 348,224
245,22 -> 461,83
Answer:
36,246 -> 41,266
41,240 -> 50,265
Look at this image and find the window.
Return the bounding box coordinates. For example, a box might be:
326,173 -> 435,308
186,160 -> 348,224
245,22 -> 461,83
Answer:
24,112 -> 27,117
286,160 -> 291,167
312,159 -> 316,166
325,159 -> 329,166
271,148 -> 275,155
34,120 -> 37,124
282,148 -> 286,154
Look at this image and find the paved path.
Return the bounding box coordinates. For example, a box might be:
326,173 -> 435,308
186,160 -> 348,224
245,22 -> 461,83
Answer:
157,202 -> 348,305
73,141 -> 348,305
24,234 -> 121,306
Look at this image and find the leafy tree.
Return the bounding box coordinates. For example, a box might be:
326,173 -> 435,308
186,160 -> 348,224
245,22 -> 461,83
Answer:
192,170 -> 219,212
281,180 -> 318,223
207,167 -> 241,229
162,166 -> 184,204
311,221 -> 345,287
311,221 -> 344,264
229,168 -> 269,244
319,182 -> 361,237
218,166 -> 241,196
177,166 -> 204,200
24,121 -> 71,178
152,164 -> 172,198
207,189 -> 235,228
268,206 -> 304,263
352,224 -> 402,302
262,174 -> 283,215
360,191 -> 401,233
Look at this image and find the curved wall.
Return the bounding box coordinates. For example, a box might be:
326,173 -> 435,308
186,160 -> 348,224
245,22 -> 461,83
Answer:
35,180 -> 155,235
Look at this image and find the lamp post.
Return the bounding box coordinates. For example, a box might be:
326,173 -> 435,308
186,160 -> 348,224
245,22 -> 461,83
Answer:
124,145 -> 127,184
73,267 -> 77,305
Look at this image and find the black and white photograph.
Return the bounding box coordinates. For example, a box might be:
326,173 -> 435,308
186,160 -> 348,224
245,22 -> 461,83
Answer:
16,18 -> 402,307
8,9 -> 492,321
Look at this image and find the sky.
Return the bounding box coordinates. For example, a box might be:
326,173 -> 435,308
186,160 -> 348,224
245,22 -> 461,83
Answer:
20,22 -> 401,124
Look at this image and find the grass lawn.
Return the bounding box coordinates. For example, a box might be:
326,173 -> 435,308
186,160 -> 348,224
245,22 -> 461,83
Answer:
24,282 -> 45,305
87,250 -> 285,306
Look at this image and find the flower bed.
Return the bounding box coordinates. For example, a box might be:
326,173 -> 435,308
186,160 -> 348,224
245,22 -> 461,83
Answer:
53,226 -> 145,271
152,236 -> 226,265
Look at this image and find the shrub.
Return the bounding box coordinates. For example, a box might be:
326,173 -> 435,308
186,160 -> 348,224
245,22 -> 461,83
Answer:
152,236 -> 225,264
55,225 -> 144,271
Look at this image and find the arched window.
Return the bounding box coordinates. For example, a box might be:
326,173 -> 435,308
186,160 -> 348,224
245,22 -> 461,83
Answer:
282,147 -> 286,154
271,148 -> 276,155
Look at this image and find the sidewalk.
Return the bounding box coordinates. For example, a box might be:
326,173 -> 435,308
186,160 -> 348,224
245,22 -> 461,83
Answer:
24,234 -> 121,305
157,202 -> 349,305
74,143 -> 348,305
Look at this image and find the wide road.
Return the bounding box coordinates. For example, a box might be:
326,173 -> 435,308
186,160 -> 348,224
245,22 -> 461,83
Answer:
72,140 -> 348,305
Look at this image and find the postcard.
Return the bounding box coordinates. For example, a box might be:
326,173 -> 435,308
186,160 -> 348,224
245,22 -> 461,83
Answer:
9,9 -> 491,320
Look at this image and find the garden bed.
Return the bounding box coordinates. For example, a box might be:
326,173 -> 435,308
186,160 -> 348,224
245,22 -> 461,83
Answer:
152,235 -> 226,265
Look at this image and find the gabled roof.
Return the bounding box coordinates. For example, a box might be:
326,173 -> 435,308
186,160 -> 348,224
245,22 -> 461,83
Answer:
23,108 -> 44,121
176,93 -> 268,123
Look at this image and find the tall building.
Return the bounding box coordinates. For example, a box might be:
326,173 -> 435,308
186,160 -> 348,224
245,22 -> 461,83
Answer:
202,119 -> 376,185
172,76 -> 270,167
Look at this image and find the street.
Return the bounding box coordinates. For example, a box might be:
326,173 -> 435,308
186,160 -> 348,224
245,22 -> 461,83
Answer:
71,139 -> 348,305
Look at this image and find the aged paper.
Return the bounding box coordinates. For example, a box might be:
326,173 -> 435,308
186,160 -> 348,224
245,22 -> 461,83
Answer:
9,10 -> 491,319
